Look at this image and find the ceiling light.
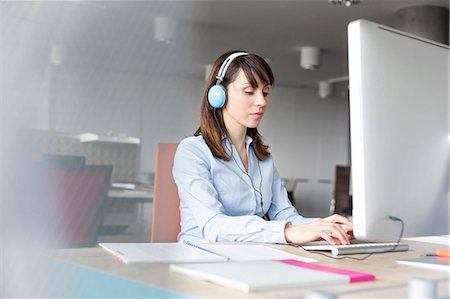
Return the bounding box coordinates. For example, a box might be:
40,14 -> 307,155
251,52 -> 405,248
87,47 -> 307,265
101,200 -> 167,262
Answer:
329,0 -> 360,7
300,47 -> 321,71
318,76 -> 349,98
319,81 -> 333,98
154,16 -> 176,43
50,44 -> 67,66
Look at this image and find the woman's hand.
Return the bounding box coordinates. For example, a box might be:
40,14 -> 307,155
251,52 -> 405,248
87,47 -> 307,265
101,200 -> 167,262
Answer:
284,214 -> 353,245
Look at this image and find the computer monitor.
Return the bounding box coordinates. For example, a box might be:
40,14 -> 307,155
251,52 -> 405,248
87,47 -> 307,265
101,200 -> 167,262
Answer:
348,19 -> 449,241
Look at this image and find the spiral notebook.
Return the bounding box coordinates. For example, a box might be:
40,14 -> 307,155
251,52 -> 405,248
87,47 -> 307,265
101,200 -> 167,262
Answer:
99,242 -> 315,264
99,243 -> 228,264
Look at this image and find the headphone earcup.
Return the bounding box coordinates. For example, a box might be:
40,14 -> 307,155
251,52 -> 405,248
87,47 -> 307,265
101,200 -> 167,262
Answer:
208,84 -> 226,109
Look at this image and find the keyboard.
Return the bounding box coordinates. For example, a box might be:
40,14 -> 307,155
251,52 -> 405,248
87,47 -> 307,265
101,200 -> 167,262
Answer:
301,241 -> 409,256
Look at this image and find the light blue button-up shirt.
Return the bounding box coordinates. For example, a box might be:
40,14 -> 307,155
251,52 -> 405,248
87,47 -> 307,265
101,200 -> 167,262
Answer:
173,135 -> 316,243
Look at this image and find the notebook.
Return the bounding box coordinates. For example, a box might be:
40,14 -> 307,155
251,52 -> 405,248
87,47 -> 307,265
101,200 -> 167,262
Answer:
99,242 -> 315,264
397,256 -> 450,271
301,240 -> 409,256
170,259 -> 375,292
99,243 -> 228,264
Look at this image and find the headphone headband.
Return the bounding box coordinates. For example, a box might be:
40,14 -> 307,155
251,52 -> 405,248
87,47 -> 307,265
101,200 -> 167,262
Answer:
207,51 -> 248,109
216,52 -> 248,83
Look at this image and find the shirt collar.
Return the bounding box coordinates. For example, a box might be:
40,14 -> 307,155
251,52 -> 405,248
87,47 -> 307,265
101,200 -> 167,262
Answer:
245,135 -> 253,150
221,134 -> 254,150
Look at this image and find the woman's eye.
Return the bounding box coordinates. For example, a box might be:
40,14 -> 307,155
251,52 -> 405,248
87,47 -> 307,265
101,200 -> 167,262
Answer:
244,91 -> 254,95
263,92 -> 270,97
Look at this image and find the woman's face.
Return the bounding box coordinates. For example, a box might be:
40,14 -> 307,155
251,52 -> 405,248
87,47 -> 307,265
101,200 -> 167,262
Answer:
222,69 -> 271,131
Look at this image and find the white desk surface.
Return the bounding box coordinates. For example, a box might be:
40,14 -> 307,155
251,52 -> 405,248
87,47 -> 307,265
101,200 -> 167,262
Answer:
56,240 -> 449,299
404,235 -> 450,246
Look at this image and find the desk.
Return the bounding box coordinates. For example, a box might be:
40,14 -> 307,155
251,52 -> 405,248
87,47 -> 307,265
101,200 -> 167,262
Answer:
55,240 -> 449,298
108,189 -> 153,203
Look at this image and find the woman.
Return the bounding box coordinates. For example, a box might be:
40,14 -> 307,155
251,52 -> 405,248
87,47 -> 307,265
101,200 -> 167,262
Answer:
173,51 -> 352,245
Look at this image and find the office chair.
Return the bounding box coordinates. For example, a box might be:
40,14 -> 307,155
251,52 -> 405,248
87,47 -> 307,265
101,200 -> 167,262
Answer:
151,143 -> 181,242
330,165 -> 352,216
282,178 -> 298,205
46,163 -> 113,247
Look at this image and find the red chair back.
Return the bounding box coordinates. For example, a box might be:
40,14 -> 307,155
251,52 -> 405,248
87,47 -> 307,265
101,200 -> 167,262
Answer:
151,143 -> 180,242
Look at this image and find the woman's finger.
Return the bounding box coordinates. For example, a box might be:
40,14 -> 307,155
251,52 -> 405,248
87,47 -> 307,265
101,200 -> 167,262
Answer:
333,215 -> 353,225
340,223 -> 353,233
329,223 -> 350,245
321,231 -> 336,245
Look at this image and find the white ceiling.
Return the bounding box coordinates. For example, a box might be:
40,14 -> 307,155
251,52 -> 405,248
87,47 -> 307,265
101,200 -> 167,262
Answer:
4,0 -> 449,90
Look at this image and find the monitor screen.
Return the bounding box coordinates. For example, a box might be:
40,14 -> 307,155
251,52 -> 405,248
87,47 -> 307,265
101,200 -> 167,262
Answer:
348,19 -> 449,241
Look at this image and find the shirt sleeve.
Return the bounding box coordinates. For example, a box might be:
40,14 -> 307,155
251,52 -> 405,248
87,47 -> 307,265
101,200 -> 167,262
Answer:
173,139 -> 290,243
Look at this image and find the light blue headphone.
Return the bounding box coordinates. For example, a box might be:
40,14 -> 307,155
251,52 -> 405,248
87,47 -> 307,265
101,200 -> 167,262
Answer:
207,52 -> 249,109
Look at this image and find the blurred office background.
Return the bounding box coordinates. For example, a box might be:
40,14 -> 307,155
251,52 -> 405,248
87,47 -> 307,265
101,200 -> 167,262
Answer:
1,0 -> 448,247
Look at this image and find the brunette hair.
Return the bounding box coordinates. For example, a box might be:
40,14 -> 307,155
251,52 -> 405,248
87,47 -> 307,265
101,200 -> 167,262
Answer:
194,51 -> 274,161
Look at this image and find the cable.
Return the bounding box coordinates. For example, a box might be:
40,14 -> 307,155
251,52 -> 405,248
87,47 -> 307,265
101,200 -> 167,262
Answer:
224,140 -> 266,219
387,215 -> 405,252
211,109 -> 267,220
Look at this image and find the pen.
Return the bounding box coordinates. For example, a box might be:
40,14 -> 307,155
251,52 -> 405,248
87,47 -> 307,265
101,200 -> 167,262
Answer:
425,249 -> 450,258
183,240 -> 230,261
